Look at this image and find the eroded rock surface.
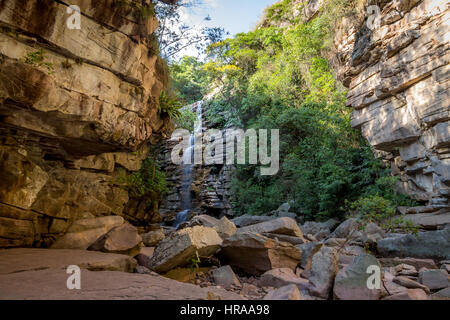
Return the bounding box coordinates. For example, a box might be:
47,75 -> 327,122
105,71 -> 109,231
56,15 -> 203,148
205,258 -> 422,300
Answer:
0,0 -> 171,248
334,0 -> 450,218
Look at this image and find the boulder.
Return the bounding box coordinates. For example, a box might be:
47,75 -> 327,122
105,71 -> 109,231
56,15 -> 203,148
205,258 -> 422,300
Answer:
383,289 -> 428,300
377,228 -> 450,260
134,247 -> 155,269
394,264 -> 418,277
259,268 -> 310,292
362,222 -> 385,245
431,287 -> 450,300
308,246 -> 339,299
262,233 -> 305,245
51,216 -> 124,250
419,269 -> 449,290
185,215 -> 219,228
231,215 -> 274,227
0,248 -> 137,274
333,254 -> 382,300
379,257 -> 438,270
0,268 -> 244,300
263,284 -> 304,300
141,229 -> 165,247
88,223 -> 142,256
296,242 -> 323,270
393,276 -> 430,293
211,265 -> 241,289
237,217 -> 305,239
213,217 -> 237,239
148,226 -> 222,273
333,218 -> 361,238
219,232 -> 301,275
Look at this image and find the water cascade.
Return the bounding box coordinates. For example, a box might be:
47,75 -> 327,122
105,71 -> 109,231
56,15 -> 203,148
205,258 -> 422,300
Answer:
174,101 -> 203,229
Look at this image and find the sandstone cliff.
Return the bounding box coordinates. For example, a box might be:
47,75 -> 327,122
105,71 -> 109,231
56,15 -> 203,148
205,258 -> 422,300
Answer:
0,0 -> 172,248
334,0 -> 449,220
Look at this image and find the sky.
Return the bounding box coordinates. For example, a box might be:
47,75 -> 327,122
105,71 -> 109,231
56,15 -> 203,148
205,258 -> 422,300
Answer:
177,0 -> 278,57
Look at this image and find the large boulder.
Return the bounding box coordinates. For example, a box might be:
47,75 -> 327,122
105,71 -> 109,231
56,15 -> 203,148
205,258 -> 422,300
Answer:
219,232 -> 301,275
332,218 -> 361,238
308,246 -> 339,299
88,223 -> 142,256
141,229 -> 165,247
419,269 -> 449,290
213,216 -> 237,239
237,217 -> 305,239
259,268 -> 310,292
231,215 -> 274,227
51,216 -> 124,250
211,265 -> 241,289
148,226 -> 222,273
0,248 -> 137,274
377,228 -> 450,260
263,284 -> 304,300
296,241 -> 323,270
333,254 -> 382,300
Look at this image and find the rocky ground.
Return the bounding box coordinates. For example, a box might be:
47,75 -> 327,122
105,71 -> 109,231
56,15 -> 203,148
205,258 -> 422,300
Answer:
0,203 -> 448,300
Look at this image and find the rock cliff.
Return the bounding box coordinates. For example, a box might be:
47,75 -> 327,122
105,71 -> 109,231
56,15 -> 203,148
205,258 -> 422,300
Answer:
333,0 -> 449,216
265,0 -> 449,217
0,0 -> 172,248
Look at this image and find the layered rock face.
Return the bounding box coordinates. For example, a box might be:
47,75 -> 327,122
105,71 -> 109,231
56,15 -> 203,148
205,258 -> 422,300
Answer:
335,0 -> 450,215
158,102 -> 234,223
0,0 -> 171,248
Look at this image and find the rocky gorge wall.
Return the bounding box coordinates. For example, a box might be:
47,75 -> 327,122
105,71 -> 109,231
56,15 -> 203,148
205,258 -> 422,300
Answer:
158,101 -> 234,225
333,0 -> 449,227
0,0 -> 172,248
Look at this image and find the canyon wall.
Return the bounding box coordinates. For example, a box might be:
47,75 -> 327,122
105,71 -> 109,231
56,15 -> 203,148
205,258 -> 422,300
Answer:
158,102 -> 234,224
334,0 -> 449,224
0,0 -> 172,248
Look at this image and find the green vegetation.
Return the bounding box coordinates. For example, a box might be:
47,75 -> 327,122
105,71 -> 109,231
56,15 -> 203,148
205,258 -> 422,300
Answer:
116,157 -> 168,214
165,0 -> 419,230
169,56 -> 209,105
24,49 -> 54,74
158,91 -> 183,120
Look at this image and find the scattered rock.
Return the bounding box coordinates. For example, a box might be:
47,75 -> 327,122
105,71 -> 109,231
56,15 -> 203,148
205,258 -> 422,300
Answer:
88,223 -> 142,256
259,268 -> 310,292
51,216 -> 124,250
383,289 -> 428,300
333,254 -> 382,300
213,217 -> 237,239
308,246 -> 339,299
186,215 -> 219,228
393,276 -> 430,293
263,284 -> 304,300
148,226 -> 222,273
431,287 -> 450,300
394,264 -> 418,276
231,215 -> 274,227
212,266 -> 241,289
296,241 -> 323,270
379,257 -> 438,270
237,217 -> 305,239
418,269 -> 449,290
332,218 -> 361,238
377,228 -> 450,260
141,229 -> 165,247
262,233 -> 306,245
362,222 -> 385,246
219,232 -> 301,275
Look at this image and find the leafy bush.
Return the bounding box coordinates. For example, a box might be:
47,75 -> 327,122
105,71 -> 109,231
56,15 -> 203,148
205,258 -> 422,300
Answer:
348,195 -> 419,234
158,91 -> 182,119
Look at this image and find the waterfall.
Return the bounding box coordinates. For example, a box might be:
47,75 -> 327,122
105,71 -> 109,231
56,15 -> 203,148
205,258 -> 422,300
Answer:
175,101 -> 203,229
